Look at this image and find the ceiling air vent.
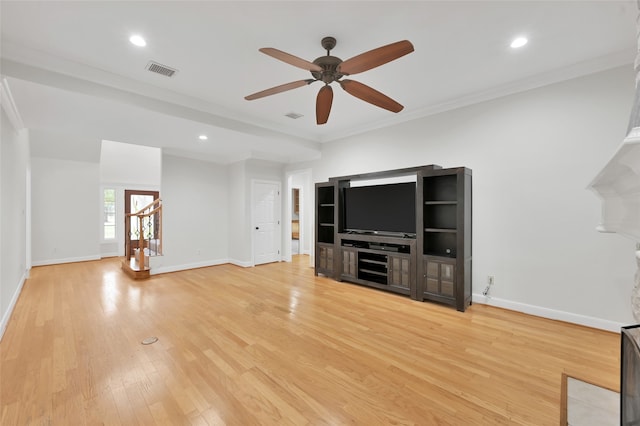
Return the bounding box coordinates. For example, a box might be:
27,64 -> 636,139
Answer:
285,112 -> 304,119
145,61 -> 178,77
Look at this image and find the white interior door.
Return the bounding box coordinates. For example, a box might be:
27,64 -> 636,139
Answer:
252,180 -> 281,265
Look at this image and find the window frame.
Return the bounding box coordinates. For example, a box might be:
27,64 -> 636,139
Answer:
102,187 -> 116,241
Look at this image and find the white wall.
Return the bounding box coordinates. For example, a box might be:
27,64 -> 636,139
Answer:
298,171 -> 313,256
29,129 -> 101,163
152,154 -> 229,274
295,65 -> 637,330
0,108 -> 29,339
31,157 -> 101,265
227,161 -> 248,265
99,140 -> 162,185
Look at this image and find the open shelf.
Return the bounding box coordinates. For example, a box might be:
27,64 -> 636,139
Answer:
424,229 -> 457,257
360,258 -> 387,266
360,268 -> 387,277
317,187 -> 335,205
424,203 -> 457,229
424,174 -> 457,202
359,251 -> 388,285
424,201 -> 457,205
318,226 -> 334,244
318,209 -> 334,226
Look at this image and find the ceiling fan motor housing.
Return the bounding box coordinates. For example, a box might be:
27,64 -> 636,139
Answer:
312,55 -> 344,84
312,36 -> 344,84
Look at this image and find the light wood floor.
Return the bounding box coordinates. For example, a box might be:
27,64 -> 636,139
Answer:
1,256 -> 619,425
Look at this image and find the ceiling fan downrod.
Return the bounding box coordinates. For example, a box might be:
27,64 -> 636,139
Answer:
312,36 -> 343,85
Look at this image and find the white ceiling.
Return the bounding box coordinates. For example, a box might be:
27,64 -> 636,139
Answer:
1,1 -> 637,164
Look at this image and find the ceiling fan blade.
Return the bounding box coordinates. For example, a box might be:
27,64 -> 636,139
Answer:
316,85 -> 333,125
340,79 -> 403,113
338,40 -> 414,75
245,79 -> 315,100
259,47 -> 323,72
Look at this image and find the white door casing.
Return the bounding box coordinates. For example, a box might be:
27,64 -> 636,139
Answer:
252,180 -> 281,265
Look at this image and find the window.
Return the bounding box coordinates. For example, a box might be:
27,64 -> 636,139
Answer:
103,188 -> 116,239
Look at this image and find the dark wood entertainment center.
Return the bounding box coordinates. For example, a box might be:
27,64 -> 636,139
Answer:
315,165 -> 472,311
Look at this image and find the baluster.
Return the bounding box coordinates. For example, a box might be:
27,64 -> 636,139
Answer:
138,215 -> 145,269
125,213 -> 131,260
158,205 -> 162,255
147,213 -> 153,256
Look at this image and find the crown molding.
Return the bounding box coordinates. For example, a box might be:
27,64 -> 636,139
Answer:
0,78 -> 25,131
320,48 -> 636,143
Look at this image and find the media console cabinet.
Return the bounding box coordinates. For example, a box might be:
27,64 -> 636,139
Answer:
315,165 -> 472,312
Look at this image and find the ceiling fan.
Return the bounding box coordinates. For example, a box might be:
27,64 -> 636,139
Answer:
245,37 -> 414,125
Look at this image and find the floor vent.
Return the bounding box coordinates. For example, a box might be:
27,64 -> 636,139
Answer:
146,61 -> 178,77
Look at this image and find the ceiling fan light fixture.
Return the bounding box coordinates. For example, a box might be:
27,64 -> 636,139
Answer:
510,36 -> 528,48
129,34 -> 147,47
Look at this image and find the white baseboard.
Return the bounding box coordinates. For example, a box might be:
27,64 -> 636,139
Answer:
100,252 -> 120,258
0,271 -> 27,341
31,254 -> 101,267
472,293 -> 625,333
228,259 -> 253,268
150,258 -> 230,275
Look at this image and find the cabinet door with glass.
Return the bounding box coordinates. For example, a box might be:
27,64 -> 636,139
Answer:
317,244 -> 334,276
342,248 -> 357,279
422,257 -> 455,298
388,254 -> 411,289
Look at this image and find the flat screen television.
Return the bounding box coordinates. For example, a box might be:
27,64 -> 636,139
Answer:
344,182 -> 416,237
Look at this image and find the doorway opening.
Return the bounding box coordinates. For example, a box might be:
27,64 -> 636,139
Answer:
285,169 -> 312,265
124,190 -> 160,258
292,188 -> 300,254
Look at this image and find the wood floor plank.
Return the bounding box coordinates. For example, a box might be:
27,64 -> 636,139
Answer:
0,256 -> 621,425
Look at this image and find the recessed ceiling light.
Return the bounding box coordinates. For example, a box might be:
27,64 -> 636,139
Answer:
129,35 -> 147,47
510,37 -> 528,49
198,135 -> 208,141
